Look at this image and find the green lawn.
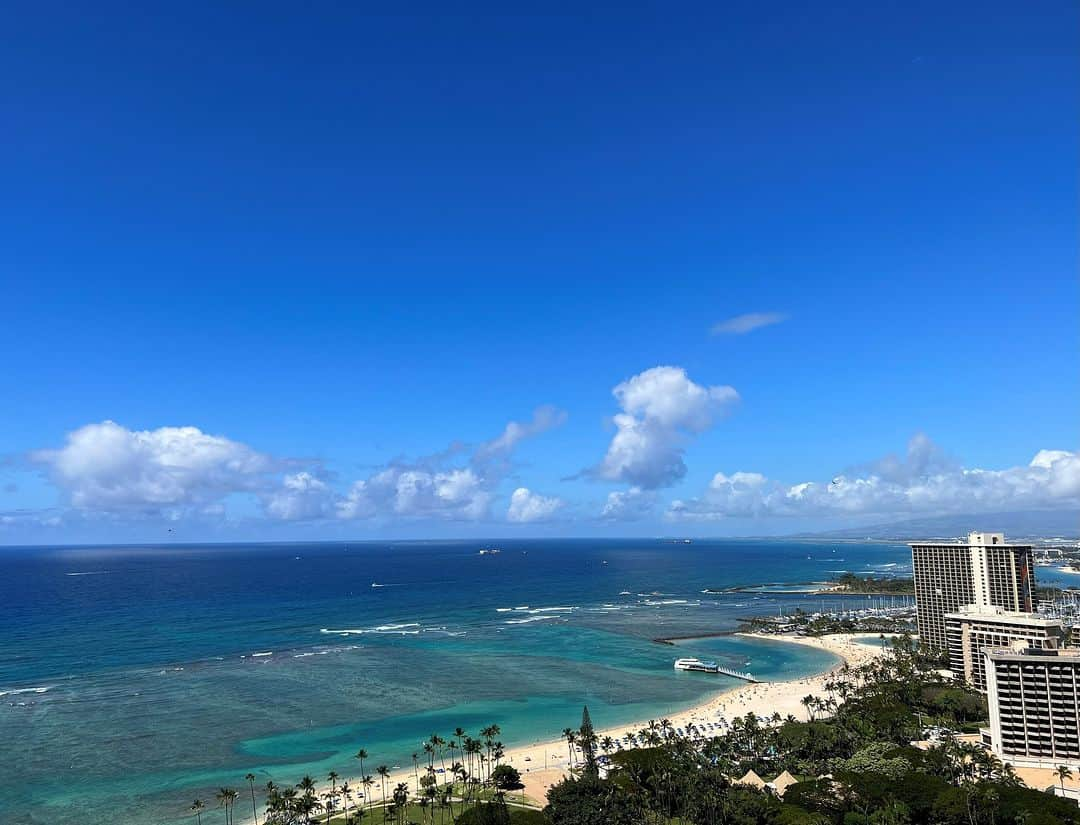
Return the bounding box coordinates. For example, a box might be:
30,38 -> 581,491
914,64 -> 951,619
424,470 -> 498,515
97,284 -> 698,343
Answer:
324,795 -> 541,825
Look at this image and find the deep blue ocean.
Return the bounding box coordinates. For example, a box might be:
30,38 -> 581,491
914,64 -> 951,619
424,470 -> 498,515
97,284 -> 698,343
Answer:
3,537 -> 1053,825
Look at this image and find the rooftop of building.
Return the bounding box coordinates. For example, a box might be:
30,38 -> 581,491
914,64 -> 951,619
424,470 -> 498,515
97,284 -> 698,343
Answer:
910,531 -> 1032,549
984,646 -> 1080,662
944,605 -> 1063,626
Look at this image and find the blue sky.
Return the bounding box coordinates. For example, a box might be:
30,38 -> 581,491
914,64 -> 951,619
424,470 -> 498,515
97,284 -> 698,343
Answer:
2,1 -> 1077,542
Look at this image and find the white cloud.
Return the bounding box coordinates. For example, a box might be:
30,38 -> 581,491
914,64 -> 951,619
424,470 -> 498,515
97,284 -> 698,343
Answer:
334,407 -> 566,522
711,312 -> 788,336
333,464 -> 494,522
667,436 -> 1080,521
32,421 -> 275,517
595,366 -> 739,489
29,407 -> 567,525
476,405 -> 567,461
263,472 -> 334,521
600,486 -> 657,521
507,487 -> 565,523
337,479 -> 376,520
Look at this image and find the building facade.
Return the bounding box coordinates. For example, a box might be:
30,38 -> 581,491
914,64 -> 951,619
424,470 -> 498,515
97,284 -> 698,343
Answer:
985,646 -> 1080,768
911,532 -> 1035,650
944,606 -> 1064,693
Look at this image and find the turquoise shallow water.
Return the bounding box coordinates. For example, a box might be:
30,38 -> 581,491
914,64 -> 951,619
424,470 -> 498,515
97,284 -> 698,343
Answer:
0,538 -> 907,825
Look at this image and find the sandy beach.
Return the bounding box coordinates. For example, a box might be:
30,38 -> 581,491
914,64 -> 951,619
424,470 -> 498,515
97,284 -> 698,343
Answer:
329,632 -> 885,812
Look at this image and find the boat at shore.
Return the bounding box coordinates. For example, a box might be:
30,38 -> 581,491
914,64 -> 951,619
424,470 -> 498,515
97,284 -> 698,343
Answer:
674,657 -> 720,673
674,657 -> 760,682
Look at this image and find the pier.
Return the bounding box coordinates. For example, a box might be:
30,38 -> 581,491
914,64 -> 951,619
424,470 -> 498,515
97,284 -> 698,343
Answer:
716,666 -> 759,683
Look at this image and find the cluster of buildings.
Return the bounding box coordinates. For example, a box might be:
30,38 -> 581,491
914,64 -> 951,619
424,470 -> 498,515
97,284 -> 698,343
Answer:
912,532 -> 1080,772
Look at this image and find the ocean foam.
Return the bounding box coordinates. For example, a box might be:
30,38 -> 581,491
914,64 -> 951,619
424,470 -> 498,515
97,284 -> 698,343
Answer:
295,644 -> 362,658
526,606 -> 575,613
505,615 -> 559,625
321,623 -> 420,636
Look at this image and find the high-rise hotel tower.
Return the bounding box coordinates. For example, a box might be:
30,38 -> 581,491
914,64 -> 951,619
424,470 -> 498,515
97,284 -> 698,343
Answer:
984,646 -> 1080,768
910,532 -> 1035,650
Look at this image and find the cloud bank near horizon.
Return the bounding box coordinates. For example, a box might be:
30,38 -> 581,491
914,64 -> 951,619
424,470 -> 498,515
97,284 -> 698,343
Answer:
667,434 -> 1080,522
17,407 -> 568,527
4,376 -> 1077,536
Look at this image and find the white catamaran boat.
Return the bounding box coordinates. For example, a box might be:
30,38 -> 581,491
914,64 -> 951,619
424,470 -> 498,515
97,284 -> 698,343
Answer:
673,657 -> 720,673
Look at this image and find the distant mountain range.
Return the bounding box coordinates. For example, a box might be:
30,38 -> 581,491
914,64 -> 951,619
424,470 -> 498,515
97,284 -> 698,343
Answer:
792,510 -> 1080,542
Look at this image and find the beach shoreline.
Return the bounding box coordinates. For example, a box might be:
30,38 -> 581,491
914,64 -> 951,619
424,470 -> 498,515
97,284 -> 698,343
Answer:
294,632 -> 885,818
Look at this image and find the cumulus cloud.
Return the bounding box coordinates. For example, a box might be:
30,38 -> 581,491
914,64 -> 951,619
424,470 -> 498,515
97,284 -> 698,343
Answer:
32,421 -> 276,517
330,406 -> 566,522
667,435 -> 1080,521
27,407 -> 566,525
595,367 -> 739,489
336,466 -> 492,522
263,472 -> 335,521
600,486 -> 658,521
506,487 -> 565,523
711,312 -> 788,335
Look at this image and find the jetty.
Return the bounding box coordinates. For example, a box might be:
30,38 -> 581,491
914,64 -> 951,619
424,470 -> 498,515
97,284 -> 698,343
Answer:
716,665 -> 759,683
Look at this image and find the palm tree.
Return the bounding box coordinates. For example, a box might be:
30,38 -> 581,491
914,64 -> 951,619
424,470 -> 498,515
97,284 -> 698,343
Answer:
464,737 -> 483,800
481,725 -> 501,782
326,771 -> 340,825
377,765 -> 390,819
424,741 -> 435,785
1055,764 -> 1073,796
340,781 -> 353,825
245,773 -> 259,825
343,781 -> 356,825
299,774 -> 317,798
262,781 -> 279,822
562,727 -> 576,772
362,774 -> 375,817
279,787 -> 299,821
296,792 -> 323,822
356,748 -> 369,813
432,733 -> 448,781
453,727 -> 466,780
392,782 -> 409,825
215,789 -> 228,825
216,788 -> 238,825
190,799 -> 205,825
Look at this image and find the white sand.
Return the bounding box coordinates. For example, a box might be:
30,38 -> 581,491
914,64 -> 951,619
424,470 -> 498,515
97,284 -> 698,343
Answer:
324,632 -> 884,812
